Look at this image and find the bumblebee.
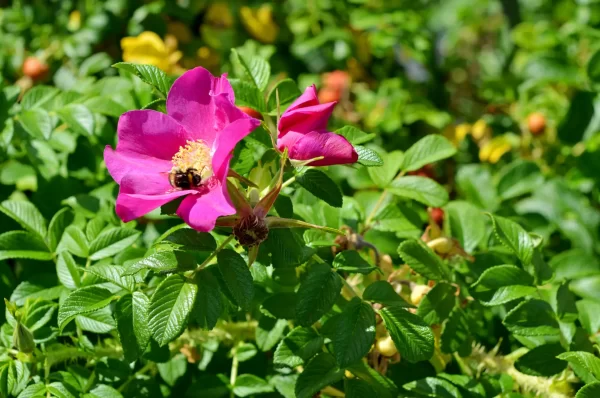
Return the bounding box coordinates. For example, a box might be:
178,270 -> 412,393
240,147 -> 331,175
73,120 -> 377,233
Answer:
169,168 -> 203,189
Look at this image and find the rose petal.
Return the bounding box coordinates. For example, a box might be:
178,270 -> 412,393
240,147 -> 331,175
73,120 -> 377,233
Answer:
285,85 -> 319,113
104,146 -> 171,185
288,130 -> 358,166
278,102 -> 336,138
176,182 -> 235,232
115,110 -> 191,160
211,117 -> 261,180
115,171 -> 194,223
166,67 -> 236,145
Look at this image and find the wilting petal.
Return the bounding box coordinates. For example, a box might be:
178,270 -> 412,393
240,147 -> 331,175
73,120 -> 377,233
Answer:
176,183 -> 235,232
104,146 -> 171,185
288,131 -> 358,166
116,110 -> 191,160
167,67 -> 237,145
211,117 -> 261,179
115,171 -> 194,222
278,102 -> 336,137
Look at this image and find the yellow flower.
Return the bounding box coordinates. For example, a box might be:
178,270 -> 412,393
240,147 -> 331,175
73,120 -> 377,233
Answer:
121,31 -> 183,74
471,119 -> 491,141
67,10 -> 81,31
444,123 -> 471,146
240,5 -> 279,44
479,136 -> 512,163
205,2 -> 234,29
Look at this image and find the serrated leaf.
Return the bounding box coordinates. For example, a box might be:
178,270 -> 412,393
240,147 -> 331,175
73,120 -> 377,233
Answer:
0,200 -> 48,240
47,208 -> 74,252
336,126 -> 376,145
191,269 -> 222,330
56,251 -> 80,289
355,146 -> 384,167
231,49 -> 271,91
296,263 -> 343,326
261,292 -> 296,319
0,231 -> 53,261
417,283 -> 456,325
18,109 -> 53,139
267,78 -> 301,112
345,360 -> 397,398
441,307 -> 472,355
368,150 -> 403,187
557,351 -> 600,382
333,250 -> 378,274
84,96 -> 129,118
57,226 -> 89,258
388,176 -> 448,207
514,344 -> 566,377
113,62 -> 173,97
148,274 -> 197,346
84,384 -> 124,398
115,292 -> 151,363
379,305 -> 434,363
274,327 -> 324,368
76,307 -> 116,333
471,265 -> 536,306
57,104 -> 95,136
503,299 -> 560,337
444,201 -> 485,253
87,264 -> 136,291
488,214 -> 534,265
497,161 -> 544,200
397,239 -> 447,281
403,377 -> 462,398
163,229 -> 217,251
323,297 -> 375,367
233,374 -> 273,397
345,379 -> 378,398
296,169 -> 343,208
123,251 -> 196,276
256,317 -> 288,351
295,353 -> 344,398
21,85 -> 59,110
216,249 -> 254,311
401,135 -> 456,172
363,281 -> 412,307
229,78 -> 266,112
576,382 -> 600,397
88,227 -> 140,260
58,286 -> 116,330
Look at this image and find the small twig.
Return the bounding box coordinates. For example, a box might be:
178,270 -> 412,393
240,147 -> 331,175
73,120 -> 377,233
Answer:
193,235 -> 234,273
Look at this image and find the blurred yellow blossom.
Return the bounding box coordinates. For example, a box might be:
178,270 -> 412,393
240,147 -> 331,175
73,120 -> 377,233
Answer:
479,136 -> 512,163
444,123 -> 471,146
240,5 -> 278,43
67,10 -> 81,31
471,119 -> 491,141
205,2 -> 234,28
120,32 -> 183,74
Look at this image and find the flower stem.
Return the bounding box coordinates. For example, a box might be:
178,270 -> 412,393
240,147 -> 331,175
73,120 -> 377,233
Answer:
363,171 -> 406,232
193,235 -> 234,273
229,345 -> 239,398
281,176 -> 296,189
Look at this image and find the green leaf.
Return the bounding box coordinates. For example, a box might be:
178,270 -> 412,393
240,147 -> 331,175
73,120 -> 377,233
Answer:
363,281 -> 412,307
456,164 -> 499,211
0,200 -> 47,240
18,109 -> 53,139
333,251 -> 378,274
441,307 -> 472,355
83,96 -> 129,117
557,351 -> 600,381
401,135 -> 456,172
323,297 -> 375,367
191,269 -> 222,330
21,85 -> 59,110
551,249 -> 600,281
56,251 -> 81,289
355,146 -> 384,167
444,201 -> 485,253
47,208 -> 74,252
87,264 -> 136,291
488,214 -> 534,265
267,78 -> 301,112
233,374 -> 274,397
403,377 -> 462,398
576,382 -> 600,397
417,283 -> 456,325
497,161 -> 544,200
0,231 -> 53,261
163,229 -> 217,251
471,265 -> 536,306
148,274 -> 197,346
345,379 -> 377,398
397,239 -> 447,281
296,169 -> 343,208
157,354 -> 187,387
345,360 -> 397,398
57,226 -> 89,258
388,176 -> 449,207
368,150 -> 403,187
76,308 -> 116,333
216,249 -> 254,311
14,382 -> 46,398
503,299 -> 560,337
58,286 -> 116,330
514,344 -> 566,377
557,91 -> 595,144
115,293 -> 151,363
113,62 -> 173,97
274,327 -> 324,368
296,263 -> 343,326
295,353 -> 344,398
229,78 -> 266,112
84,385 -> 124,398
336,126 -> 376,145
57,104 -> 95,136
261,292 -> 296,320
255,317 -> 288,351
88,227 -> 140,260
79,52 -> 112,76
123,251 -> 196,276
231,49 -> 270,91
379,305 -> 434,363
372,204 -> 422,237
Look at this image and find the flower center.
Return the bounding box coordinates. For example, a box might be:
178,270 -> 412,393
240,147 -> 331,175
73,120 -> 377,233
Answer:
169,140 -> 213,189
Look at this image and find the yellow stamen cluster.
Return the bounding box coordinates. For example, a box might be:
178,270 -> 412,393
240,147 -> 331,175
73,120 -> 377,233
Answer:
171,140 -> 213,180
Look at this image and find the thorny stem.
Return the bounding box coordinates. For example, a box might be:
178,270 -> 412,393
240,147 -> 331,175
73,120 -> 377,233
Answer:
193,235 -> 234,273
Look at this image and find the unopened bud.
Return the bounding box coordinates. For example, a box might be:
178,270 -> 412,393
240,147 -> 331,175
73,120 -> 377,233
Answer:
410,284 -> 431,306
427,237 -> 454,254
233,214 -> 269,247
13,322 -> 35,353
248,188 -> 260,207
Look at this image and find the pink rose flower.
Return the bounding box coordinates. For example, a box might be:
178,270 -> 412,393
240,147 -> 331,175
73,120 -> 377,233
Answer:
277,85 -> 358,166
104,67 -> 261,232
